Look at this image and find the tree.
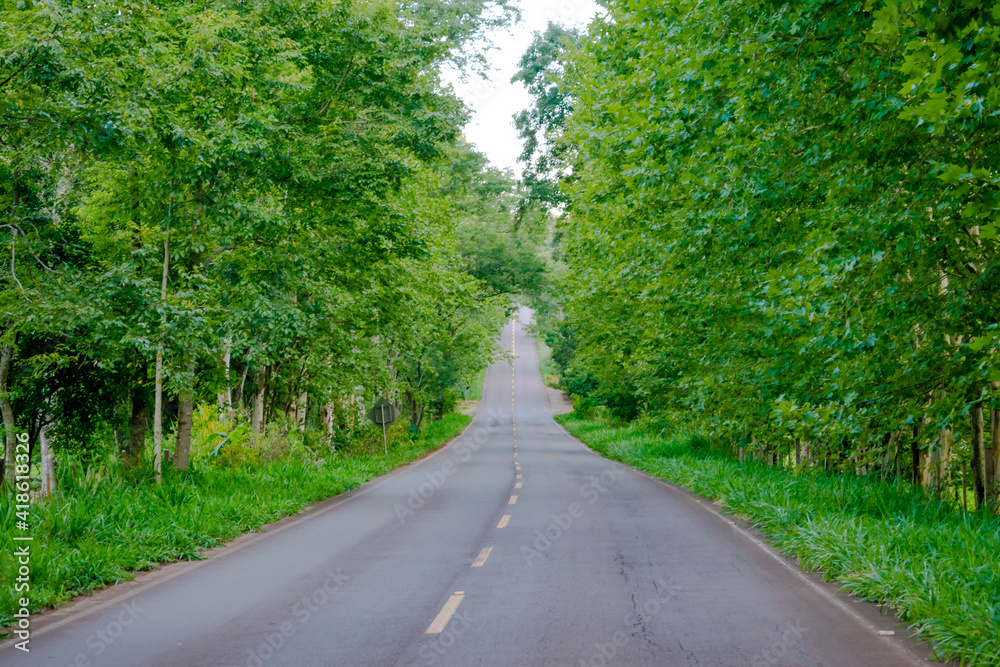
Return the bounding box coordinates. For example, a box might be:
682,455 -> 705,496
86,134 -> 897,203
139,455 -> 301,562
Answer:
1,0 -> 522,484
540,0 -> 999,494
512,23 -> 581,216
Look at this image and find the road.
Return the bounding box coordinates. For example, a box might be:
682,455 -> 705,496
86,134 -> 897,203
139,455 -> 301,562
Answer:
2,310 -> 934,666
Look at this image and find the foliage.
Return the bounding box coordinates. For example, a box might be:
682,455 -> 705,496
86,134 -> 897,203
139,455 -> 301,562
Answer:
512,22 -> 582,212
188,405 -> 256,465
0,0 -> 520,479
541,0 -> 1000,490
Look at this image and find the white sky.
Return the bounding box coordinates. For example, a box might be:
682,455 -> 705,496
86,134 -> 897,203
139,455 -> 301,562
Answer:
443,0 -> 601,176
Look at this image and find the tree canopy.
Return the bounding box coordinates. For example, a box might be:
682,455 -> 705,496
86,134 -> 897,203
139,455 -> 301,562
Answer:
0,0 -> 530,480
535,0 -> 1000,502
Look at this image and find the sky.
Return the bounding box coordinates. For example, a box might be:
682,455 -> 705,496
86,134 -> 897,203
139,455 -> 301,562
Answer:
442,0 -> 601,176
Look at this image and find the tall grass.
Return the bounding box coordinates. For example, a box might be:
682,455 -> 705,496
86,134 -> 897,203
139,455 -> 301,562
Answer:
0,413 -> 470,630
559,414 -> 1000,666
461,370 -> 487,403
535,339 -> 561,389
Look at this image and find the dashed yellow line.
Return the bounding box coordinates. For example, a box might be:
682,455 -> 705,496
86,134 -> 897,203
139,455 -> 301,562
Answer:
426,593 -> 465,634
515,482 -> 522,489
516,474 -> 522,479
509,495 -> 518,505
497,515 -> 511,528
471,547 -> 493,567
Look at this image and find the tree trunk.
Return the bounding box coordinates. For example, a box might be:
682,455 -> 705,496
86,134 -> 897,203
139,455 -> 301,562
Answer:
153,340 -> 165,483
234,363 -> 249,411
971,400 -> 987,510
297,392 -> 308,431
174,361 -> 196,470
153,213 -> 170,484
127,384 -> 149,467
174,181 -> 204,471
252,368 -> 267,435
407,389 -> 424,429
911,422 -> 922,485
990,404 -> 999,511
39,422 -> 55,497
923,427 -> 952,496
218,337 -> 232,414
322,402 -> 334,435
0,341 -> 16,486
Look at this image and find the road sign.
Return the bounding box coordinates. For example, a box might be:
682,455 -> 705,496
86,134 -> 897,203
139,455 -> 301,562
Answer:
367,397 -> 400,455
368,397 -> 400,427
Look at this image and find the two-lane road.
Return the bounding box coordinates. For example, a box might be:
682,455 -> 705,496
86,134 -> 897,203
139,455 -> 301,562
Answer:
2,310 -> 933,666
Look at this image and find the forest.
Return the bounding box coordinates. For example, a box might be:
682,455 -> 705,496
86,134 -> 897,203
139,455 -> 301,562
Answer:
526,0 -> 1000,510
4,0 -> 1000,662
518,2 -> 1000,662
0,0 -> 556,481
0,0 -> 555,622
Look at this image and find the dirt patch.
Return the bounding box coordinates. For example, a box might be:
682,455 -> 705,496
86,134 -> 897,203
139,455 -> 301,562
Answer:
546,386 -> 574,415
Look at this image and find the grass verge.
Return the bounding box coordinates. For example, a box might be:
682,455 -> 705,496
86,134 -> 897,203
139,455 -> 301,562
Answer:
535,338 -> 561,389
558,413 -> 1000,666
0,413 -> 470,630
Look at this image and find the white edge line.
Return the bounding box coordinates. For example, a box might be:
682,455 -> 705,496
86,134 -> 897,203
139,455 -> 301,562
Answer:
558,421 -> 930,667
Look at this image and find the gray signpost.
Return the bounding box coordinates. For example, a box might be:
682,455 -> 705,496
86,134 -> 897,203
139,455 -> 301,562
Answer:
367,397 -> 400,455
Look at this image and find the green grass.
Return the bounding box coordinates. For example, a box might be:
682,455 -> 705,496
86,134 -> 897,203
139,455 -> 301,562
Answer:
559,413 -> 1000,666
461,369 -> 487,402
0,413 -> 470,630
535,338 -> 561,389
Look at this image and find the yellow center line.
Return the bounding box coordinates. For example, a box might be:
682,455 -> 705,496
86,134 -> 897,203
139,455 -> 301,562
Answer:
515,482 -> 522,489
426,593 -> 465,634
509,495 -> 518,504
516,474 -> 522,479
471,547 -> 493,567
497,515 -> 511,528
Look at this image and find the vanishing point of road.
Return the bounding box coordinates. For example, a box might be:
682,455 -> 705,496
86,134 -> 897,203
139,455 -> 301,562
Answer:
1,309 -> 936,666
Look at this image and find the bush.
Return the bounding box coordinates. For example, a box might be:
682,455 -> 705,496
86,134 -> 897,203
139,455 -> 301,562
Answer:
189,405 -> 255,466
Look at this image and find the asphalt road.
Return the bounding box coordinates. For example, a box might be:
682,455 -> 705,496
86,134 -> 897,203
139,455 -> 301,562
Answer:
2,310 -> 935,666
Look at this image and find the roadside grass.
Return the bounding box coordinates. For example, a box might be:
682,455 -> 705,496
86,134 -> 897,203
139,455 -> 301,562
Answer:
558,413 -> 1000,666
0,413 -> 470,631
535,339 -> 561,389
461,369 -> 487,403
